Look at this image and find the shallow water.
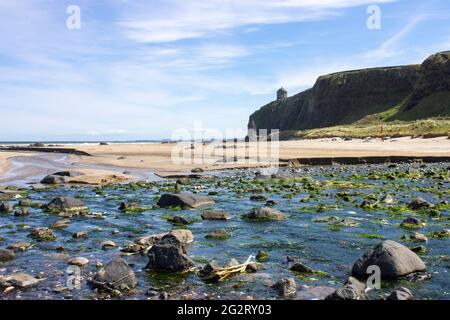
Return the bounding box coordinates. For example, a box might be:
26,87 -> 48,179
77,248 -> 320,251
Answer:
0,163 -> 449,300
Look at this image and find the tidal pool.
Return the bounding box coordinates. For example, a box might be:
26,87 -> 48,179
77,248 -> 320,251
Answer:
0,162 -> 449,300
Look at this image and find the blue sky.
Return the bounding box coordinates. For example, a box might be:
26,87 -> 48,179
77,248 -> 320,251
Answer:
0,0 -> 449,141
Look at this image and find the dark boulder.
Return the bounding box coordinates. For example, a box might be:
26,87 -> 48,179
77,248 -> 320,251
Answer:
201,210 -> 231,220
271,277 -> 297,298
157,193 -> 215,209
325,277 -> 367,300
146,243 -> 194,272
408,197 -> 432,210
46,196 -> 88,214
91,258 -> 137,292
352,240 -> 427,280
40,175 -> 68,184
243,207 -> 286,220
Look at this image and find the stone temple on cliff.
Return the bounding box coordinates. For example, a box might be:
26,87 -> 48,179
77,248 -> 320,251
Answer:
277,87 -> 287,101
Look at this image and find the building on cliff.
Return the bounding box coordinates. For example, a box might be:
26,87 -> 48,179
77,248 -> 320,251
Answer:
277,87 -> 288,101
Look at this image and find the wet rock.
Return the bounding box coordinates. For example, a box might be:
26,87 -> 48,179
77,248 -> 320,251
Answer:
101,240 -> 116,250
410,245 -> 427,254
381,194 -> 394,204
325,277 -> 367,300
401,216 -> 425,228
243,207 -> 287,220
272,277 -> 297,298
167,216 -> 190,225
205,229 -> 231,240
46,196 -> 88,214
72,231 -> 88,239
403,232 -> 428,242
352,240 -> 427,280
68,257 -> 89,267
157,193 -> 215,209
118,201 -> 142,211
14,207 -> 29,217
146,243 -> 194,272
51,219 -> 70,229
199,260 -> 221,278
29,227 -> 56,242
40,175 -> 68,184
0,273 -> 41,289
265,200 -> 277,206
191,168 -> 204,173
162,229 -> 194,247
91,258 -> 137,292
0,202 -> 12,213
408,197 -> 432,210
387,287 -> 414,300
201,210 -> 231,220
289,260 -> 315,274
18,199 -> 32,207
0,248 -> 15,262
359,198 -> 379,209
7,242 -> 32,252
256,250 -> 269,262
250,195 -> 267,201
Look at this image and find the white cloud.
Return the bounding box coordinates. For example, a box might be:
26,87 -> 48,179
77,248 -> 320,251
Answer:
119,0 -> 396,43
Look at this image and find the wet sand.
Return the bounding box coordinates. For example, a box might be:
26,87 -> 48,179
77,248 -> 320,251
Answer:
0,137 -> 449,186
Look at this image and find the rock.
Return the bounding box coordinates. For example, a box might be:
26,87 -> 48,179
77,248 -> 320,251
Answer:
46,196 -> 88,214
101,240 -> 116,250
271,277 -> 297,298
157,193 -> 215,209
408,197 -> 432,210
325,277 -> 367,300
18,199 -> 32,207
199,260 -> 222,278
201,210 -> 231,220
0,273 -> 41,288
381,194 -> 394,204
405,232 -> 428,242
29,227 -> 56,241
159,229 -> 194,253
118,201 -> 142,211
387,287 -> 414,300
0,249 -> 15,262
401,216 -> 424,228
0,202 -> 12,213
410,245 -> 427,254
51,219 -> 70,229
243,207 -> 286,220
265,200 -> 277,206
250,195 -> 267,201
14,207 -> 29,217
167,216 -> 190,225
352,240 -> 427,280
256,250 -> 269,262
91,258 -> 137,292
68,257 -> 89,267
72,231 -> 88,239
191,168 -> 204,173
7,242 -> 32,252
289,260 -> 315,273
205,229 -> 231,240
40,175 -> 69,184
146,243 -> 194,272
52,171 -> 83,177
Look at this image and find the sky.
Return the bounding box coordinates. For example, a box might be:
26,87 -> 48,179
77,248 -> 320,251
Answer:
0,0 -> 449,141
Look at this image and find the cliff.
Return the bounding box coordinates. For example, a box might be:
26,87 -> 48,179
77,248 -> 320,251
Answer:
248,51 -> 450,133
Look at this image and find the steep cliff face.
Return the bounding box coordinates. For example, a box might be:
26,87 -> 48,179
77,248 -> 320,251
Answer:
248,51 -> 450,132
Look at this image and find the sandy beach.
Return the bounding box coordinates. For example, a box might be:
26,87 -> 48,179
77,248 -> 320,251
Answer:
0,136 -> 449,186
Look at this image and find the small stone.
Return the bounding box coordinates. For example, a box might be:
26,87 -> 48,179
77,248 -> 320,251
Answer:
0,248 -> 15,262
68,257 -> 89,267
14,207 -> 29,217
250,195 -> 267,201
381,194 -> 394,204
401,216 -> 424,228
7,242 -> 32,252
201,210 -> 231,220
167,216 -> 190,225
29,227 -> 56,242
0,202 -> 12,213
408,197 -> 432,210
2,273 -> 41,288
101,240 -> 117,250
118,201 -> 142,211
289,260 -> 315,273
51,219 -> 70,229
72,231 -> 88,239
243,207 -> 287,221
325,277 -> 367,300
112,229 -> 120,235
272,277 -> 297,298
256,250 -> 269,262
91,258 -> 137,292
205,229 -> 231,240
387,287 -> 414,300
